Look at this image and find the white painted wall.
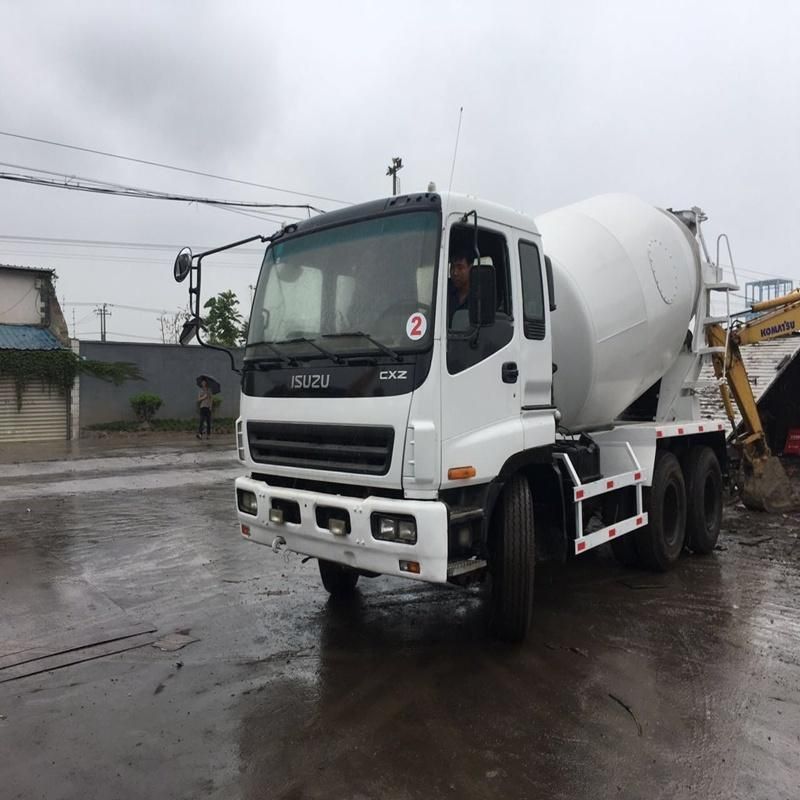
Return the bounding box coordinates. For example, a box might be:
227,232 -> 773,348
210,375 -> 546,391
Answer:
0,270 -> 45,324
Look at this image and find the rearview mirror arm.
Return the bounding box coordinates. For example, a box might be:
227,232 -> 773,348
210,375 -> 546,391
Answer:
181,232 -> 283,375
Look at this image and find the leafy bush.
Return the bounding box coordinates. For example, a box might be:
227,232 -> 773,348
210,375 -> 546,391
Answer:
130,392 -> 163,423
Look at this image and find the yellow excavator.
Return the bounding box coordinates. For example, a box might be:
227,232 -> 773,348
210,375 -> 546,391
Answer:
706,287 -> 800,511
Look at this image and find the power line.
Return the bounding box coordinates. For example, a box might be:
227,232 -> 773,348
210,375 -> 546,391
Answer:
0,129 -> 351,206
0,233 -> 265,253
0,160 -> 303,224
0,169 -> 325,214
64,301 -> 184,314
0,250 -> 260,269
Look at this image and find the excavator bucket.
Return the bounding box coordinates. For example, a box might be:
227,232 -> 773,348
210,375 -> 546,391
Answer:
740,453 -> 797,513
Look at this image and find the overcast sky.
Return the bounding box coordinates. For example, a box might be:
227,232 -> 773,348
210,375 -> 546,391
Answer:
0,0 -> 798,341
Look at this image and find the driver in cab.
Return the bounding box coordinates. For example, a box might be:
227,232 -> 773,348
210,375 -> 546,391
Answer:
447,250 -> 472,328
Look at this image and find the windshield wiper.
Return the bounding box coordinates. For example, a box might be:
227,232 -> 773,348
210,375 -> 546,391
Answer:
322,331 -> 402,362
277,337 -> 344,364
246,340 -> 298,366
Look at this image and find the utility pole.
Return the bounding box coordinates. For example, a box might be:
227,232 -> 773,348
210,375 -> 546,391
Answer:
386,156 -> 403,196
94,303 -> 111,342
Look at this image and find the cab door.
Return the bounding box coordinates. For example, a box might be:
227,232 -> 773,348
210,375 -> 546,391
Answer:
514,233 -> 555,450
440,216 -> 523,487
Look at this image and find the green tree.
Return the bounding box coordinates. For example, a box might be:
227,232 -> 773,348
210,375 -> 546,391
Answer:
204,291 -> 243,347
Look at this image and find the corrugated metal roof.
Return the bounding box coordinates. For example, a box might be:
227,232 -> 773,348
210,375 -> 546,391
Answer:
0,324 -> 65,350
0,264 -> 55,276
698,336 -> 800,427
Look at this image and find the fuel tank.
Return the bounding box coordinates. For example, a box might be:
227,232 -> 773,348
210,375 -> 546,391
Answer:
535,194 -> 700,430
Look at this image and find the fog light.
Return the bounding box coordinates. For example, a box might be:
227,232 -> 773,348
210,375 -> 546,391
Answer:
241,524 -> 250,536
269,507 -> 284,524
399,560 -> 420,574
237,489 -> 258,515
329,518 -> 347,536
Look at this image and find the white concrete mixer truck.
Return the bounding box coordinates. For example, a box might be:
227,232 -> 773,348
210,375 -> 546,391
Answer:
173,192 -> 736,641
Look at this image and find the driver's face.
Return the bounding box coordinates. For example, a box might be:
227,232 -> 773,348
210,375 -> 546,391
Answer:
451,258 -> 470,292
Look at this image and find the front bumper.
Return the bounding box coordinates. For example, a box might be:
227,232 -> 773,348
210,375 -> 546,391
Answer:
235,476 -> 449,583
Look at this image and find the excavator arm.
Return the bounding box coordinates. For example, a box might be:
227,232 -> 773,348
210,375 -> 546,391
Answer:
706,288 -> 800,512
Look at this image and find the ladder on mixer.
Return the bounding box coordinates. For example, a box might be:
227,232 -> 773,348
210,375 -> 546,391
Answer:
684,208 -> 740,394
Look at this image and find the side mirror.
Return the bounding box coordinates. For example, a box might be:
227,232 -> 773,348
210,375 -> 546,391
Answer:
174,247 -> 193,283
469,264 -> 496,327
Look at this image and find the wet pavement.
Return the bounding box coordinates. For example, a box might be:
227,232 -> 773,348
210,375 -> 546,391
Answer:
1,440 -> 798,800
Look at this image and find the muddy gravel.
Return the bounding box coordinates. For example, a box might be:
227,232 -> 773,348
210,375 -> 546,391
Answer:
1,442 -> 798,799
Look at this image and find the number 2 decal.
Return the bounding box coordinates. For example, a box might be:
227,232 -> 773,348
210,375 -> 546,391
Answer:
406,312 -> 428,341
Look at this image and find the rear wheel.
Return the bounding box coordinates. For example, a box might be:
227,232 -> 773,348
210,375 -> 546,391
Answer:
636,450 -> 687,572
489,475 -> 536,643
682,446 -> 723,554
318,559 -> 359,596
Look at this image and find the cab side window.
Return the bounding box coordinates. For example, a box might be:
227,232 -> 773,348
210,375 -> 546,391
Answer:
447,225 -> 513,374
519,240 -> 546,340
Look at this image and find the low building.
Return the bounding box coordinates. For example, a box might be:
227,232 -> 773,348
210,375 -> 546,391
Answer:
0,265 -> 74,442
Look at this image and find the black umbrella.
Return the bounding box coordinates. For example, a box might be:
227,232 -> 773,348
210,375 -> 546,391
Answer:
196,374 -> 221,394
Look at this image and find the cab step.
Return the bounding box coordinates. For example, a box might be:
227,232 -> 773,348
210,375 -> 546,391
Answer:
449,507 -> 484,524
447,558 -> 488,577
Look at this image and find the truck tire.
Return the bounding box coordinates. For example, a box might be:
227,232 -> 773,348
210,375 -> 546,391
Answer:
489,475 -> 535,643
682,446 -> 723,555
636,450 -> 687,572
318,559 -> 359,596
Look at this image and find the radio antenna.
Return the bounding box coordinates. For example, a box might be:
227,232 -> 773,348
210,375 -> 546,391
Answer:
447,106 -> 463,194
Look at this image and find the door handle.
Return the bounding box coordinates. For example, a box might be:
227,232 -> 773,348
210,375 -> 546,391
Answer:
502,362 -> 518,384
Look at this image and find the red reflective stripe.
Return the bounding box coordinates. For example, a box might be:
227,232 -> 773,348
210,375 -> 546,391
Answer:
606,480 -> 614,489
656,431 -> 664,438
718,423 -> 724,430
634,471 -> 641,480
608,528 -> 616,538
636,516 -> 643,526
677,427 -> 684,435
576,489 -> 585,500
698,425 -> 705,432
577,541 -> 587,552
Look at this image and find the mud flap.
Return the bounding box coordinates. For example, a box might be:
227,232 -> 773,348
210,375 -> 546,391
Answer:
740,455 -> 797,513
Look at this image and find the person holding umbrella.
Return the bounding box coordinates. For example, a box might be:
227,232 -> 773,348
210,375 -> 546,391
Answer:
196,374 -> 220,439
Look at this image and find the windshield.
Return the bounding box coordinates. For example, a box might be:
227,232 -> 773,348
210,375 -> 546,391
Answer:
247,211 -> 439,359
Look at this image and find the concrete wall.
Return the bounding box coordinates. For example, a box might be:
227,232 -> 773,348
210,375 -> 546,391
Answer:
79,341 -> 243,426
0,270 -> 47,324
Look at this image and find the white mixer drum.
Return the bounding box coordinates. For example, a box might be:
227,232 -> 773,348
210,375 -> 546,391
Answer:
534,194 -> 700,430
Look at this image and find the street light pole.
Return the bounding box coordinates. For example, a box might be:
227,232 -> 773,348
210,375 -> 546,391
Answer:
386,157 -> 403,196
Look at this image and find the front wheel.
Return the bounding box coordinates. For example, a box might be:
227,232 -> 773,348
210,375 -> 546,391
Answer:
318,559 -> 359,596
488,475 -> 536,643
636,450 -> 687,572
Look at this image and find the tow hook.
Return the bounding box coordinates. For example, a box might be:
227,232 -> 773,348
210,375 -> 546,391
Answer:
271,536 -> 286,554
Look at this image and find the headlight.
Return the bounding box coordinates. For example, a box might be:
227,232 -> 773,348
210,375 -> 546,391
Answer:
371,514 -> 417,544
237,489 -> 258,515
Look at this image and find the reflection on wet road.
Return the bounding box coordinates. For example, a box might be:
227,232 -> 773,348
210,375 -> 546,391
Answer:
1,447 -> 798,799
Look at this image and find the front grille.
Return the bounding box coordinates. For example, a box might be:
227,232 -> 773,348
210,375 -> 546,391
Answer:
247,422 -> 394,475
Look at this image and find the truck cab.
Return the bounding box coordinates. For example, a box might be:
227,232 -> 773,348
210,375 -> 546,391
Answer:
234,193 -> 554,614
